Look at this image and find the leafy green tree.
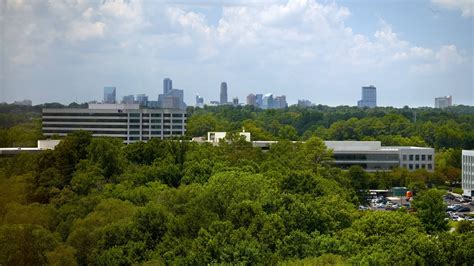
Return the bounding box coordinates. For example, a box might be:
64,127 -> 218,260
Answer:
278,125 -> 298,140
411,189 -> 448,233
54,131 -> 92,184
0,224 -> 58,265
87,137 -> 125,179
47,244 -> 78,266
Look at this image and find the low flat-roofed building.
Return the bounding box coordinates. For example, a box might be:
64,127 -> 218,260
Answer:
326,141 -> 435,172
0,140 -> 61,156
249,139 -> 434,172
207,131 -> 251,143
42,103 -> 186,144
462,150 -> 474,197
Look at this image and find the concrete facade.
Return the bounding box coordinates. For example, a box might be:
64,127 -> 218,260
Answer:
42,104 -> 186,144
462,150 -> 474,197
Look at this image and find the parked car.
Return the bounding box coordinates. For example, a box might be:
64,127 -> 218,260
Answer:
444,194 -> 455,200
447,204 -> 462,211
456,206 -> 471,212
464,216 -> 474,221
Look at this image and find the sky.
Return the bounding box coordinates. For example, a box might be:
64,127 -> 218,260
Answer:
1,0 -> 473,107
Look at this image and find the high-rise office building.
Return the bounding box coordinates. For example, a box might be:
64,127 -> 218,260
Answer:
435,95 -> 452,109
163,78 -> 172,94
357,86 -> 376,108
159,89 -> 186,110
262,93 -> 273,109
255,94 -> 263,108
275,96 -> 288,109
122,95 -> 135,104
220,82 -> 228,105
136,94 -> 148,106
298,99 -> 312,107
104,87 -> 116,104
233,97 -> 239,106
158,78 -> 187,110
247,94 -> 257,107
196,94 -> 204,107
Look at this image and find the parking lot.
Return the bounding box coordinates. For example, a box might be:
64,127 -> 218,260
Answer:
444,194 -> 474,221
360,193 -> 474,222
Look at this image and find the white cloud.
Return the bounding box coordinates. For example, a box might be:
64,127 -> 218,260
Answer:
2,0 -> 471,106
67,21 -> 106,41
432,0 -> 473,17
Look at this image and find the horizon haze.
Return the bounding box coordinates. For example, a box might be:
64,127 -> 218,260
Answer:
1,0 -> 473,107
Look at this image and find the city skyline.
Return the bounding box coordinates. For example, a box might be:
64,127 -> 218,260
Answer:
1,0 -> 473,106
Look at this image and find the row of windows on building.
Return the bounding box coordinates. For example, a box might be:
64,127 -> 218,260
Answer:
402,154 -> 432,161
43,130 -> 184,135
401,163 -> 433,170
43,113 -> 186,118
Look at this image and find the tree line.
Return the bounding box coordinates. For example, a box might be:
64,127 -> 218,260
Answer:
0,131 -> 473,265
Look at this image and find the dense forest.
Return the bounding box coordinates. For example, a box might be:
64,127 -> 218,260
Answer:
0,103 -> 473,264
186,104 -> 474,149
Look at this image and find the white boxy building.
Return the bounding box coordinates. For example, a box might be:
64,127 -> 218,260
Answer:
211,134 -> 435,172
462,150 -> 474,197
42,103 -> 186,144
324,141 -> 435,172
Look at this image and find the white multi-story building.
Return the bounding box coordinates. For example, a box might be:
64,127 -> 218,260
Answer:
325,141 -> 434,172
435,95 -> 452,109
252,140 -> 434,172
42,103 -> 186,144
462,150 -> 474,197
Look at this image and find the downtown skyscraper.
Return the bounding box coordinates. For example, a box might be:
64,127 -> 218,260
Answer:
220,82 -> 228,105
357,86 -> 377,108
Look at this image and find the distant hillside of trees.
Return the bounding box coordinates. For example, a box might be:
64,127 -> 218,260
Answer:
0,132 -> 473,265
187,105 -> 474,150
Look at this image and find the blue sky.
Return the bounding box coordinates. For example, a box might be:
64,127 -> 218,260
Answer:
1,0 -> 472,107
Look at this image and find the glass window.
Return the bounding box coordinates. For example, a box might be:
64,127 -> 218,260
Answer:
130,125 -> 140,129
130,113 -> 140,117
151,125 -> 161,129
172,113 -> 183,117
164,120 -> 171,123
164,114 -> 171,117
428,155 -> 432,160
415,155 -> 420,161
129,119 -> 140,123
142,114 -> 149,117
403,155 -> 407,161
427,164 -> 432,170
415,164 -> 419,169
421,164 -> 426,169
409,164 -> 413,170
151,113 -> 161,117
172,119 -> 182,123
151,119 -> 161,123
422,155 -> 426,161
129,131 -> 140,135
409,155 -> 414,161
